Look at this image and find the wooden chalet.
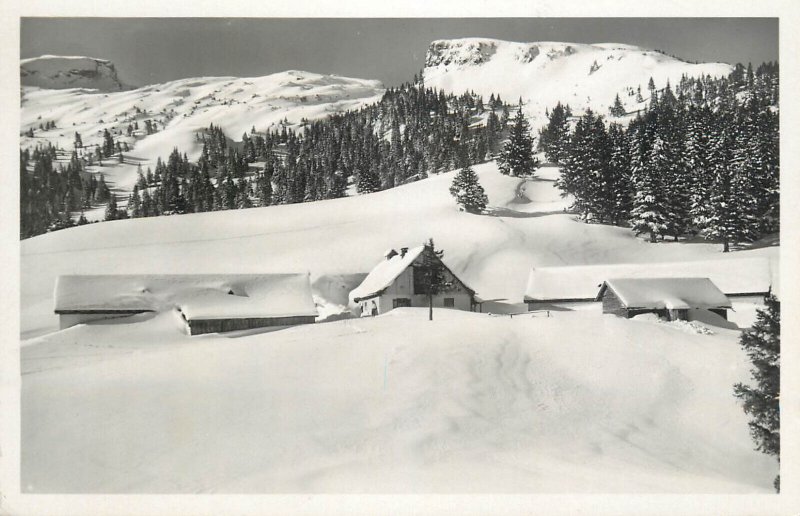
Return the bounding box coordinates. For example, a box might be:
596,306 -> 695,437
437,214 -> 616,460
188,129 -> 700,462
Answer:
349,245 -> 477,316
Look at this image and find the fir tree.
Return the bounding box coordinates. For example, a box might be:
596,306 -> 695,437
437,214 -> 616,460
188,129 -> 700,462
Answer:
607,123 -> 632,224
103,128 -> 115,157
610,94 -> 626,117
411,239 -> 452,321
629,135 -> 669,242
539,102 -> 571,164
356,165 -> 380,194
734,293 -> 780,492
449,165 -> 488,214
558,109 -> 613,222
129,186 -> 142,217
104,194 -> 119,221
686,107 -> 714,231
704,122 -> 753,252
497,104 -> 538,177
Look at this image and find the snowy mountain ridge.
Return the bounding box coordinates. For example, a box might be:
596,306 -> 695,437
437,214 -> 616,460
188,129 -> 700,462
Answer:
21,40 -> 733,223
21,55 -> 129,92
21,68 -> 386,219
424,38 -> 734,127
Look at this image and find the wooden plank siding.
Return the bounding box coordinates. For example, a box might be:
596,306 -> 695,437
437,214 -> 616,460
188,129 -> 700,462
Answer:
185,315 -> 316,336
600,288 -> 629,317
600,288 -> 671,319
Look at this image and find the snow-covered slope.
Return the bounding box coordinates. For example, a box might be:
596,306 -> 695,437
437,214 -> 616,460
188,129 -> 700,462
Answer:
20,161 -> 779,492
423,38 -> 733,127
21,162 -> 778,335
20,55 -> 128,91
21,67 -> 385,219
21,308 -> 776,493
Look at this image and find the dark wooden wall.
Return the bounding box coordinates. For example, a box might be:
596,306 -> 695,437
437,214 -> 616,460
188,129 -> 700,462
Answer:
187,315 -> 316,336
601,288 -> 629,317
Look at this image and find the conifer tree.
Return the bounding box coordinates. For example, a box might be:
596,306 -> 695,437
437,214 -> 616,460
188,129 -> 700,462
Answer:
103,128 -> 115,157
129,186 -> 142,217
704,122 -> 753,252
356,165 -> 380,194
412,239 -> 452,321
539,102 -> 571,164
610,94 -> 626,117
629,136 -> 669,242
734,293 -> 780,492
449,165 -> 488,214
558,109 -> 613,222
497,104 -> 538,177
686,107 -> 714,230
104,194 -> 119,221
607,123 -> 632,224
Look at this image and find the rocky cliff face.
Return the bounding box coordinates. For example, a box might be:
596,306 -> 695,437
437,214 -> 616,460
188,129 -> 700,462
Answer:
21,55 -> 129,91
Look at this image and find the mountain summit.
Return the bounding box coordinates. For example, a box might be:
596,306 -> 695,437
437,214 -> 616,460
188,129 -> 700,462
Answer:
20,55 -> 129,91
423,38 -> 733,125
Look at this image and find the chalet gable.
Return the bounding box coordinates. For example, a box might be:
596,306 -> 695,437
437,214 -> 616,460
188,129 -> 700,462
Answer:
349,245 -> 475,303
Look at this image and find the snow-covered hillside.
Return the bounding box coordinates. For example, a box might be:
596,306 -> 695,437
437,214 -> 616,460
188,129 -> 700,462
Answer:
22,308 -> 776,493
21,162 -> 778,338
21,66 -> 385,218
20,55 -> 128,91
424,38 -> 733,128
20,160 -> 779,492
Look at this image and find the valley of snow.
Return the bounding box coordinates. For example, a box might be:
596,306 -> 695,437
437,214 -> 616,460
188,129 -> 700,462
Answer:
20,161 -> 779,493
424,39 -> 733,129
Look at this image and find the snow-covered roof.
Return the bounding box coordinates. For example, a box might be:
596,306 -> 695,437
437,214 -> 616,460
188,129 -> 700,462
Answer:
524,257 -> 771,302
349,246 -> 426,302
54,274 -> 317,320
597,278 -> 732,310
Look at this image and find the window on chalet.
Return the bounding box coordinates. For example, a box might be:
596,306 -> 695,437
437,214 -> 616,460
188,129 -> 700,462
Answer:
393,298 -> 411,308
443,298 -> 455,308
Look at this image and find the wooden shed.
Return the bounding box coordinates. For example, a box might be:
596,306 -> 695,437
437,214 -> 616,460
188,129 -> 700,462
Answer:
595,277 -> 732,321
54,273 -> 318,335
523,257 -> 772,312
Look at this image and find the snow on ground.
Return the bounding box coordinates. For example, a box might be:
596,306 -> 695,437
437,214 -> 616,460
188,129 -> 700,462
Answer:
21,308 -> 776,493
21,69 -> 385,219
424,38 -> 732,130
20,160 -> 779,492
20,161 -> 778,338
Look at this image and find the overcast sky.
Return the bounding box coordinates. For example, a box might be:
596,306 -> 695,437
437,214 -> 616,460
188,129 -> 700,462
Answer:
21,18 -> 778,87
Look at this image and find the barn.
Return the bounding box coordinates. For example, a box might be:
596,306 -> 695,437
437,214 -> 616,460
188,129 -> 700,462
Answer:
54,273 -> 318,335
524,257 -> 772,312
595,277 -> 732,321
349,245 -> 477,316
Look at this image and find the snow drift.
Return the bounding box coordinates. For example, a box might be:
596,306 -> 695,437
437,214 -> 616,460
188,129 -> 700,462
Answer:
21,308 -> 777,493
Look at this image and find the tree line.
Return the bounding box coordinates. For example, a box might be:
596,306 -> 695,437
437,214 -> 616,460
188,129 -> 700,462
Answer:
20,81 -> 515,236
123,84 -> 511,220
541,62 -> 779,252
